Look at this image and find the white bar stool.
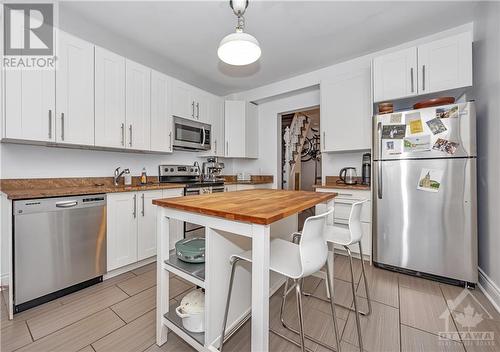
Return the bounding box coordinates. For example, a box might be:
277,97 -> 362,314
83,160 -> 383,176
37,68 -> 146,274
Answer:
219,208 -> 341,352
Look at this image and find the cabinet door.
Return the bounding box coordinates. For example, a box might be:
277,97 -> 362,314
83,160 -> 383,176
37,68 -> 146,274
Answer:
95,47 -> 126,148
107,192 -> 138,271
5,69 -> 55,142
224,185 -> 237,192
212,98 -> 225,157
171,80 -> 194,119
245,102 -> 259,158
373,47 -> 417,102
162,189 -> 185,250
418,32 -> 472,95
137,190 -> 163,261
151,70 -> 172,153
194,92 -> 210,122
126,60 -> 151,150
56,32 -> 94,146
321,68 -> 372,152
224,100 -> 246,157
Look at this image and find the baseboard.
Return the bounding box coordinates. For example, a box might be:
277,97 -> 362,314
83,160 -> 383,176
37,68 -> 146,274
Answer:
104,256 -> 156,280
478,267 -> 500,314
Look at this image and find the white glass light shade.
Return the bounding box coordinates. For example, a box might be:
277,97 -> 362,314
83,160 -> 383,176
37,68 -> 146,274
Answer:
217,31 -> 261,66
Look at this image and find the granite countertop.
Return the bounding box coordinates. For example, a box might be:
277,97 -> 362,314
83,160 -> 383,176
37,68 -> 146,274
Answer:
0,177 -> 185,200
223,175 -> 274,185
312,176 -> 371,191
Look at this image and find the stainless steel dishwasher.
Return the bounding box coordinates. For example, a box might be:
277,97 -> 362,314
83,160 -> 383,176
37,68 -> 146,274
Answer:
14,194 -> 107,312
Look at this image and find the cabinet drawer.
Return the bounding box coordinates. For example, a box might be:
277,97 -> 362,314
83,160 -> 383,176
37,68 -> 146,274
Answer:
162,188 -> 184,198
334,198 -> 371,223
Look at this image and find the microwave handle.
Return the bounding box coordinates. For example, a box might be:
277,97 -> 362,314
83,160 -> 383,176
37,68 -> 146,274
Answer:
201,128 -> 206,146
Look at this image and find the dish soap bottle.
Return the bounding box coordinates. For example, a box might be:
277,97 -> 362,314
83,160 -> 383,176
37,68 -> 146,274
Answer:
140,167 -> 147,185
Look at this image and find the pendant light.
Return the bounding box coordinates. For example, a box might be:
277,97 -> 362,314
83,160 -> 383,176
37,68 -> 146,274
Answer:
218,0 -> 261,66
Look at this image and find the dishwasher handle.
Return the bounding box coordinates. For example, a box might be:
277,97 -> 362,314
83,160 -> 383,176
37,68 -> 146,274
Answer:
55,201 -> 78,208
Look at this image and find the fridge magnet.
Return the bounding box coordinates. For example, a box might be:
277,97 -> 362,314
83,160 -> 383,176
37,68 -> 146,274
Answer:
390,113 -> 402,124
385,140 -> 402,154
403,135 -> 431,152
426,117 -> 447,135
436,105 -> 459,119
432,138 -> 459,155
406,112 -> 424,134
382,124 -> 406,139
417,168 -> 444,193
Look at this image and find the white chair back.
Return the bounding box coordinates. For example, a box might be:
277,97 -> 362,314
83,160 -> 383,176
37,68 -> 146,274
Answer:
348,200 -> 368,244
299,207 -> 335,277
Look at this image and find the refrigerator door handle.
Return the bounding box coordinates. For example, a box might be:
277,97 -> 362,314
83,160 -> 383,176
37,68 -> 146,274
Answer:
377,122 -> 383,199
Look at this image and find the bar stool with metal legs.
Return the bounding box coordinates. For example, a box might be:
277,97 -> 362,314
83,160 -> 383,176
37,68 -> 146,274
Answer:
289,200 -> 371,352
219,208 -> 341,352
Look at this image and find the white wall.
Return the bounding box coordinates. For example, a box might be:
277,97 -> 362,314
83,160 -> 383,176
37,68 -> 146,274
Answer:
472,2 -> 500,301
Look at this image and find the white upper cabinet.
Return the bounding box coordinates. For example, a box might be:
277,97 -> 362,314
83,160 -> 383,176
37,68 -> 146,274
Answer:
417,31 -> 472,95
4,67 -> 55,142
56,31 -> 94,146
321,67 -> 372,152
224,100 -> 258,158
373,47 -> 417,102
211,97 -> 225,157
94,47 -> 126,148
172,79 -> 195,120
125,59 -> 151,150
192,91 -> 210,123
373,32 -> 472,102
151,70 -> 172,153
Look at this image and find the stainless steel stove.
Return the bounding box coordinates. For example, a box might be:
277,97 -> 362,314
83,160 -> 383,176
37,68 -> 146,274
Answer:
159,164 -> 224,237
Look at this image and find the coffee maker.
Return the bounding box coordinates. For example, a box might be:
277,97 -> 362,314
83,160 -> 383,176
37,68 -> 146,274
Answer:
361,153 -> 371,186
202,157 -> 225,181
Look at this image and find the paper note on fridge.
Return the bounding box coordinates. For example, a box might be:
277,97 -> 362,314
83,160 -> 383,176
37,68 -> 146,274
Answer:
406,112 -> 424,134
403,135 -> 431,152
436,105 -> 459,119
417,168 -> 444,193
382,125 -> 406,139
426,117 -> 447,135
385,140 -> 403,154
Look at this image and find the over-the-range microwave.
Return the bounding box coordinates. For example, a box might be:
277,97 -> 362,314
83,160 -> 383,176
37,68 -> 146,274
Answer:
172,116 -> 211,151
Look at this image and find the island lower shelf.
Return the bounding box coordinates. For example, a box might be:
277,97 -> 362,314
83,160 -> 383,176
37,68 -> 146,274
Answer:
163,249 -> 205,289
163,301 -> 205,348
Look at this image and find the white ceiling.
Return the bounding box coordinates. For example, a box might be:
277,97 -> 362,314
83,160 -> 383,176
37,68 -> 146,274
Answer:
60,1 -> 478,96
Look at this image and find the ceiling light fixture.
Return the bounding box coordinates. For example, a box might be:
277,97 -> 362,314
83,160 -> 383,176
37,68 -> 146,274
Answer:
218,0 -> 261,66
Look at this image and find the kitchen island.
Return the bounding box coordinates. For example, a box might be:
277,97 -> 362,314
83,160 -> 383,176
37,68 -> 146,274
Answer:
153,189 -> 336,352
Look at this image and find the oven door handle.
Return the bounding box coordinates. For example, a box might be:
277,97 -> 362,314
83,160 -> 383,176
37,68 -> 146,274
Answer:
201,128 -> 206,146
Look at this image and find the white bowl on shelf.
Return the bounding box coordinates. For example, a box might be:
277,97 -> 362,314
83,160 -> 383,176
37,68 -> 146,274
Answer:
175,290 -> 205,333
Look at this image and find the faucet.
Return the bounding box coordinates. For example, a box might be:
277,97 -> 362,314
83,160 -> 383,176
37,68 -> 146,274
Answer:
193,161 -> 202,182
113,167 -> 128,186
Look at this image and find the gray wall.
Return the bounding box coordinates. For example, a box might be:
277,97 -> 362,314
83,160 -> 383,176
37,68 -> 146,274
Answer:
473,2 -> 500,290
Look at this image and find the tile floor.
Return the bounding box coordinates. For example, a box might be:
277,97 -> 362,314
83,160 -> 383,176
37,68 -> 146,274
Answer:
1,256 -> 499,352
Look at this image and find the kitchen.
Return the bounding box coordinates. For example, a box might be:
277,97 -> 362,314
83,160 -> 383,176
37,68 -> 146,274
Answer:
1,1 -> 500,352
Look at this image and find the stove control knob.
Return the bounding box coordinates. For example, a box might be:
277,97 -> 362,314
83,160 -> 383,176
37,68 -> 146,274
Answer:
170,168 -> 174,172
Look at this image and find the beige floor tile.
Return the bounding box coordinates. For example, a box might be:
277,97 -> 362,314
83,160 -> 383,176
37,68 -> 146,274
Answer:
27,286 -> 128,340
0,320 -> 33,352
143,332 -> 194,352
400,286 -> 460,341
357,265 -> 399,308
401,324 -> 465,352
453,313 -> 500,352
343,298 -> 400,352
59,272 -> 136,305
111,286 -> 156,323
334,255 -> 363,284
78,346 -> 95,352
117,270 -> 157,296
305,278 -> 354,320
170,277 -> 194,299
17,309 -> 124,352
440,285 -> 500,322
92,310 -> 156,352
132,262 -> 157,276
399,274 -> 442,295
10,300 -> 63,324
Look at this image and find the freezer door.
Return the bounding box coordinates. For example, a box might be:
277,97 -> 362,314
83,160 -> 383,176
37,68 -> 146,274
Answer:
373,102 -> 476,160
373,158 -> 477,283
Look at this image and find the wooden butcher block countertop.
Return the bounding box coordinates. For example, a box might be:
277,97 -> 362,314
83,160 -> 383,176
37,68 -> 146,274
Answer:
153,189 -> 336,225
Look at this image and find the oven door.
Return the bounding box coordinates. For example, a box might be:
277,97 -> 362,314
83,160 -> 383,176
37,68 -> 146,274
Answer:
173,117 -> 211,151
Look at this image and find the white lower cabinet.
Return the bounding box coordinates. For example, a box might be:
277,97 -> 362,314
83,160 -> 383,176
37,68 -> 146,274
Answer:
315,188 -> 372,260
107,188 -> 183,271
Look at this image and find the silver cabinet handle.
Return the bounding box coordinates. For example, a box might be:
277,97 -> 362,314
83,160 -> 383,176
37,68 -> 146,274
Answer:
323,131 -> 326,150
61,113 -> 65,141
129,125 -> 133,147
226,141 -> 229,156
214,139 -> 217,154
56,200 -> 78,208
169,131 -> 172,151
133,194 -> 137,218
141,193 -> 145,217
377,122 -> 383,199
121,123 -> 125,146
422,65 -> 426,91
191,101 -> 195,118
410,67 -> 414,93
48,110 -> 52,139
196,102 -> 199,119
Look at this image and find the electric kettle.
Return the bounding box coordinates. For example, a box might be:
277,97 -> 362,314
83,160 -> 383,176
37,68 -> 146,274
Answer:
338,167 -> 358,185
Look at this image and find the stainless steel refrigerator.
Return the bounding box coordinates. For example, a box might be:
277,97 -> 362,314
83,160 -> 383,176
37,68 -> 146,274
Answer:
372,102 -> 477,285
